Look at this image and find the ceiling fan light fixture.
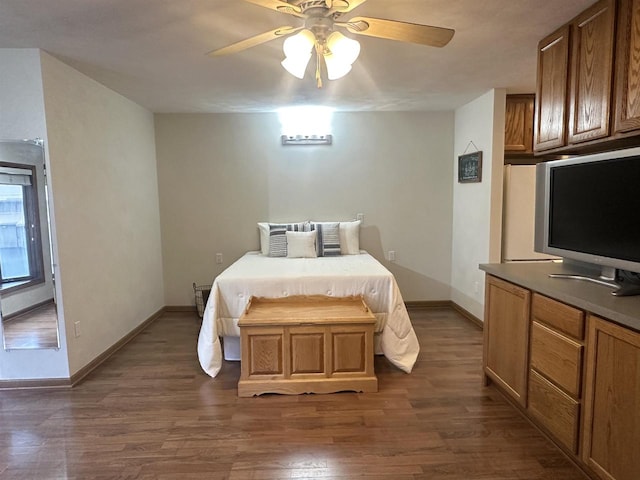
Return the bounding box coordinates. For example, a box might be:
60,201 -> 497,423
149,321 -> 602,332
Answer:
282,29 -> 315,58
324,54 -> 352,80
281,29 -> 315,79
326,31 -> 360,65
209,1 -> 456,88
281,54 -> 312,79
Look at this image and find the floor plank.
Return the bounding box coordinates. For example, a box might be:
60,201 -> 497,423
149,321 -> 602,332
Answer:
0,308 -> 587,479
2,302 -> 58,349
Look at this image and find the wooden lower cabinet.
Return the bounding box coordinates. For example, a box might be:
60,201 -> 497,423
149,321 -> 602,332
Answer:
582,315 -> 640,480
483,276 -> 640,480
483,275 -> 530,406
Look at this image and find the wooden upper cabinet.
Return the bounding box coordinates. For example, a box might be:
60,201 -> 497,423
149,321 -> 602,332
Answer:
505,94 -> 534,155
568,0 -> 616,145
614,0 -> 640,133
534,26 -> 570,152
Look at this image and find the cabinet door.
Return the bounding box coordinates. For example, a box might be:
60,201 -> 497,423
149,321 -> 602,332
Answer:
582,315 -> 640,480
614,0 -> 640,133
567,0 -> 616,144
534,26 -> 570,152
505,94 -> 534,154
483,276 -> 531,407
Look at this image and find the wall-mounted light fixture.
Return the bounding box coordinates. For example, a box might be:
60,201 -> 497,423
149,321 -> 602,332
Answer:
278,106 -> 334,146
281,134 -> 332,146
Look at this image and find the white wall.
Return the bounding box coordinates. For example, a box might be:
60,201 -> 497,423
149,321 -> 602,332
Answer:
40,52 -> 165,376
0,49 -> 47,139
451,89 -> 506,320
155,111 -> 455,305
0,49 -> 69,380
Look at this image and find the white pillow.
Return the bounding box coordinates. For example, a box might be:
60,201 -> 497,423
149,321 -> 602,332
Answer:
286,230 -> 317,258
339,220 -> 361,255
258,222 -> 270,255
258,221 -> 309,255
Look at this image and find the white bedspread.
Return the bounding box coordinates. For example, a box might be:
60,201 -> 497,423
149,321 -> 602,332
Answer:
197,251 -> 419,378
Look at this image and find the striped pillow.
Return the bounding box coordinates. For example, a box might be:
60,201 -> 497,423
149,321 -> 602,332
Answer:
269,222 -> 307,257
308,222 -> 341,257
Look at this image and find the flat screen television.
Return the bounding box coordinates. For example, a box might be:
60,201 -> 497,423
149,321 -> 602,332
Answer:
534,147 -> 640,296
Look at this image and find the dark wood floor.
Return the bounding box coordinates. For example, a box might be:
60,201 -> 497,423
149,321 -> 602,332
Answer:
0,308 -> 586,479
2,302 -> 58,349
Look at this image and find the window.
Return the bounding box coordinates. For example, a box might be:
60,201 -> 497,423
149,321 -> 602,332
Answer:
0,164 -> 44,290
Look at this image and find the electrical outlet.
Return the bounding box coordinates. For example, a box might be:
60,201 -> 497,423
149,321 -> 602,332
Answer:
74,321 -> 81,338
474,281 -> 479,294
216,253 -> 223,264
388,250 -> 396,262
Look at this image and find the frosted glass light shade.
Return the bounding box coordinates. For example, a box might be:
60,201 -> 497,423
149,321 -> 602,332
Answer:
282,29 -> 315,58
281,53 -> 311,79
326,31 -> 360,65
324,54 -> 352,80
282,29 -> 315,79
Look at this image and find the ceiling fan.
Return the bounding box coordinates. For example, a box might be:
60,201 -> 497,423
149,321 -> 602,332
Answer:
208,0 -> 455,88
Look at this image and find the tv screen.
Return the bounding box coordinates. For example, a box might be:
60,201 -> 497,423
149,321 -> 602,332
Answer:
548,157 -> 640,264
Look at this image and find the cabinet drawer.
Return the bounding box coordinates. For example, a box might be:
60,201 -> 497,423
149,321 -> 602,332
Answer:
530,321 -> 583,397
528,369 -> 580,454
532,293 -> 585,340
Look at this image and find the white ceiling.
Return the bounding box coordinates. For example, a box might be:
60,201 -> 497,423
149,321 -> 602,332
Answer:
0,0 -> 594,113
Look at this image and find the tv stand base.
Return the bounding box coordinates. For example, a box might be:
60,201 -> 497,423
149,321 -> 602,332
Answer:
549,273 -> 640,297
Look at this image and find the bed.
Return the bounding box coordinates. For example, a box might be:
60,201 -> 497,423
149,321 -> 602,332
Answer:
197,251 -> 420,378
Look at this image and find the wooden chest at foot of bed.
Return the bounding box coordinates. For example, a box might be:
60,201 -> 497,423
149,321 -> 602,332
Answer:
237,295 -> 378,397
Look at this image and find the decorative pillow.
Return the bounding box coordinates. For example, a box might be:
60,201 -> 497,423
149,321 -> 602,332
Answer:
258,222 -> 270,255
339,220 -> 361,255
308,222 -> 341,256
286,230 -> 317,258
269,222 -> 307,257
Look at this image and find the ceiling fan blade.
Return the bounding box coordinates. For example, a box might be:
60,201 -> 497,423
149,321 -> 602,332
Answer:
207,26 -> 302,56
242,0 -> 305,18
341,16 -> 454,47
330,0 -> 368,13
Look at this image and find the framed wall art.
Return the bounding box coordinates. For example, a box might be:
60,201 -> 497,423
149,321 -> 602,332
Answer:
458,151 -> 483,183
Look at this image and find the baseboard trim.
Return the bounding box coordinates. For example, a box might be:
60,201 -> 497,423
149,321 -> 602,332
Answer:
0,377 -> 72,390
450,302 -> 483,329
164,305 -> 198,313
405,300 -> 452,309
67,307 -> 165,387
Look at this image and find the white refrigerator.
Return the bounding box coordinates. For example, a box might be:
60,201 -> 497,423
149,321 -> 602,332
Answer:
502,165 -> 559,262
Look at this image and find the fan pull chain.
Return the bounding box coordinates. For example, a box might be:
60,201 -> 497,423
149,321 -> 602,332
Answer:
315,45 -> 323,88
